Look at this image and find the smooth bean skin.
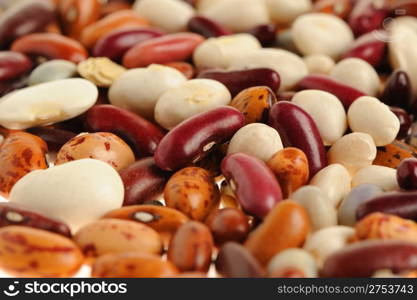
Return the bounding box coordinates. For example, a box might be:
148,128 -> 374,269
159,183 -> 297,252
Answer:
93,28 -> 164,62
374,140 -> 417,169
27,127 -> 76,151
348,0 -> 388,36
168,221 -> 213,273
155,106 -> 244,171
247,24 -> 277,47
0,51 -> 32,81
187,16 -> 232,38
0,202 -> 71,237
119,157 -> 171,206
215,242 -> 264,278
0,226 -> 83,277
381,70 -> 413,112
123,33 -> 205,69
85,105 -> 164,157
321,240 -> 417,277
397,158 -> 417,190
390,107 -> 412,140
268,101 -> 327,178
221,153 -> 283,219
11,33 -> 88,64
198,68 -> 281,97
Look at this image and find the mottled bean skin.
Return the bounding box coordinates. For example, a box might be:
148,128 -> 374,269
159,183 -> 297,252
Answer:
268,101 -> 327,178
374,140 -> 417,169
187,16 -> 232,38
0,51 -> 32,81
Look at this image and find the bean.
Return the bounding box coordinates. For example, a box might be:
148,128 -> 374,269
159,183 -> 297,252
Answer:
215,242 -> 264,278
123,33 -> 204,69
155,106 -> 243,171
374,140 -> 417,169
247,24 -> 277,47
303,54 -> 335,75
26,127 -> 76,151
0,132 -> 47,196
187,16 -> 232,38
321,240 -> 417,277
381,70 -> 413,112
0,51 -> 32,81
28,59 -> 77,86
390,107 -> 412,140
163,62 -> 194,79
267,249 -> 318,278
0,73 -> 28,97
348,0 -> 388,36
85,104 -> 164,157
164,167 -> 219,221
168,221 -> 213,273
268,101 -> 327,177
352,165 -> 398,191
221,153 -> 283,219
0,226 -> 83,277
314,0 -> 352,19
245,201 -> 310,266
397,158 -> 417,190
265,0 -> 312,24
77,57 -> 126,88
198,69 -> 281,97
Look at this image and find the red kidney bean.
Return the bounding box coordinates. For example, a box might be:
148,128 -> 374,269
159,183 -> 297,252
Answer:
163,62 -> 194,79
120,157 -> 171,206
268,101 -> 327,177
390,107 -> 412,140
187,16 -> 232,38
381,70 -> 413,112
397,158 -> 417,191
221,153 -> 283,219
93,28 -> 164,62
123,33 -> 205,69
348,0 -> 389,36
321,240 -> 417,277
0,0 -> 55,49
247,24 -> 277,47
27,127 -> 77,151
85,105 -> 165,157
155,106 -> 245,171
297,74 -> 366,109
0,51 -> 32,81
0,202 -> 71,237
11,33 -> 88,64
215,242 -> 264,278
356,191 -> 417,221
198,68 -> 281,97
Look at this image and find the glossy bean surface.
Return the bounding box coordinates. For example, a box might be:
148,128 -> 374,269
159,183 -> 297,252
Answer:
0,51 -> 32,81
187,16 -> 232,38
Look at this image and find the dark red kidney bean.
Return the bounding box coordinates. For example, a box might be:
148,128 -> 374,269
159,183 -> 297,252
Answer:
297,74 -> 366,109
85,105 -> 164,157
321,240 -> 417,277
341,30 -> 387,67
356,191 -> 417,221
119,157 -> 171,206
348,0 -> 389,36
215,242 -> 264,278
27,127 -> 77,151
198,68 -> 281,97
0,74 -> 28,97
187,16 -> 232,38
0,0 -> 55,49
0,202 -> 71,237
221,153 -> 283,219
92,28 -> 164,62
0,51 -> 32,81
381,70 -> 413,112
155,106 -> 245,171
390,107 -> 412,140
397,158 -> 417,191
268,101 -> 327,177
247,24 -> 277,47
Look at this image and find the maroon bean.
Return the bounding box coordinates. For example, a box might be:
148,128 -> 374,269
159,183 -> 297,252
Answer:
92,28 -> 164,62
247,24 -> 277,47
321,240 -> 417,277
154,106 -> 245,171
297,74 -> 366,109
198,68 -> 281,97
397,158 -> 417,191
268,101 -> 327,177
215,242 -> 264,278
390,107 -> 412,140
221,153 -> 283,219
0,51 -> 32,81
0,0 -> 55,49
348,0 -> 389,36
356,191 -> 417,221
27,127 -> 77,151
381,70 -> 413,112
85,104 -> 164,157
120,157 -> 171,206
0,202 -> 71,237
187,16 -> 232,38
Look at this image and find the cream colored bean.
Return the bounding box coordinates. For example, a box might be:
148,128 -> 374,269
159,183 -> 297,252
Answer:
109,65 -> 187,120
352,165 -> 399,191
9,159 -> 124,232
193,34 -> 261,70
0,78 -> 97,130
292,90 -> 347,145
28,59 -> 77,86
133,0 -> 195,33
267,248 -> 318,278
154,79 -> 231,129
310,164 -> 351,207
347,96 -> 400,146
265,0 -> 312,25
303,54 -> 335,75
303,226 -> 355,267
291,186 -> 337,232
330,58 -> 380,96
292,13 -> 354,59
227,123 -> 283,162
327,132 -> 377,175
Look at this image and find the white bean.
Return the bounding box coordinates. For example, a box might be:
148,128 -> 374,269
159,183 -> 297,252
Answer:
265,0 -> 312,25
303,54 -> 335,75
352,165 -> 399,191
267,248 -> 317,278
28,60 -> 77,86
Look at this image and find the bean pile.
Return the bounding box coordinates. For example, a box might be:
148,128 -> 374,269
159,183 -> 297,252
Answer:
1,0 -> 417,278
